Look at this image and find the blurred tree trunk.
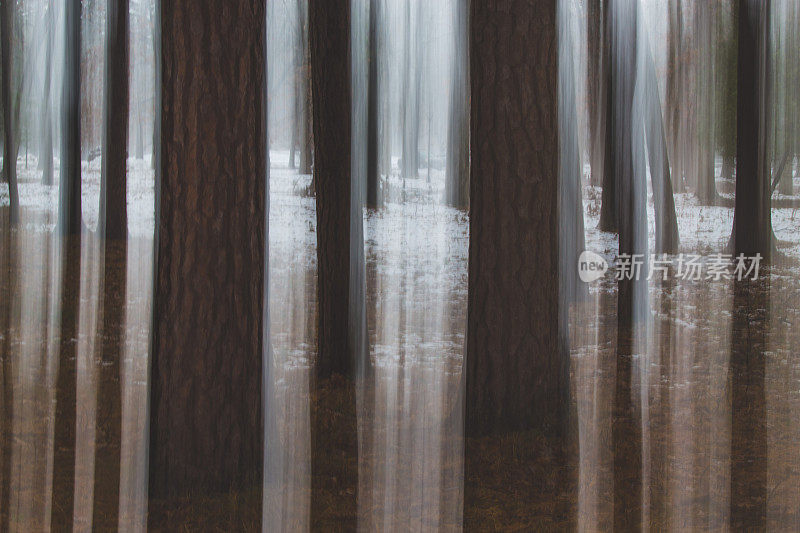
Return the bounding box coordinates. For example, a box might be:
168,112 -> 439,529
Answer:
666,0 -> 685,192
445,0 -> 469,210
58,0 -> 82,236
598,0 -> 617,233
587,0 -> 605,187
1,0 -> 19,225
298,0 -> 312,175
40,3 -> 55,185
149,0 -> 266,507
310,0 -> 354,379
91,241 -> 127,530
366,0 -> 380,208
694,0 -> 719,206
99,0 -> 130,241
732,0 -> 774,260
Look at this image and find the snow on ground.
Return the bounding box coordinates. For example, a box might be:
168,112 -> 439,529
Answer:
2,150 -> 799,264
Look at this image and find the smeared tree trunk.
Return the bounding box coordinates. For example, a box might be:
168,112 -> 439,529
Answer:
598,0 -> 617,233
366,0 -> 380,208
729,277 -> 768,530
694,0 -> 719,206
0,232 -> 15,533
1,0 -> 19,225
587,0 -> 605,187
310,0 -> 354,379
298,0 -> 312,176
58,0 -> 82,236
732,0 -> 774,261
445,0 -> 469,210
401,0 -> 418,179
50,237 -> 81,532
40,4 -> 55,186
135,111 -> 144,160
99,0 -> 130,241
91,241 -> 127,531
308,3 -> 359,529
149,0 -> 266,507
643,35 -> 679,253
666,0 -> 685,192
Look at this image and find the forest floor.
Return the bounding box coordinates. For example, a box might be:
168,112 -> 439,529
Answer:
2,153 -> 800,530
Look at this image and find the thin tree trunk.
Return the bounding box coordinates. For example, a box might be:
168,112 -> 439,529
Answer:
149,0 -> 266,508
58,0 -> 82,236
599,0 -> 617,233
1,0 -> 19,225
366,0 -> 380,208
298,0 -> 312,176
667,0 -> 686,193
587,0 -> 604,187
445,0 -> 469,210
40,4 -> 55,185
99,0 -> 130,241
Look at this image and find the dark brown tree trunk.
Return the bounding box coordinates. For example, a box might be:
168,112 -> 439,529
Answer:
309,1 -> 360,528
729,277 -> 768,530
732,0 -> 774,260
0,232 -> 15,533
58,0 -> 82,237
366,0 -> 380,208
297,0 -> 312,176
465,0 -> 566,437
99,0 -> 130,241
310,0 -> 354,379
598,0 -> 617,233
149,0 -> 266,507
1,0 -> 19,225
91,241 -> 127,530
694,0 -> 719,206
50,237 -> 81,532
445,0 -> 469,210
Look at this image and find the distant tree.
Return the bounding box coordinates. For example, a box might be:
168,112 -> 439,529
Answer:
40,3 -> 55,186
1,0 -> 19,225
366,0 -> 380,208
444,0 -> 469,210
99,0 -> 130,241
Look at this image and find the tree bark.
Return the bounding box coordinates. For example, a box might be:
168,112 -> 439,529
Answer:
310,0 -> 354,379
1,0 -> 19,225
466,0 -> 566,436
445,0 -> 469,210
149,0 -> 266,504
58,0 -> 82,236
732,0 -> 774,260
666,0 -> 686,193
598,0 -> 617,233
99,0 -> 130,241
91,241 -> 127,531
587,0 -> 605,187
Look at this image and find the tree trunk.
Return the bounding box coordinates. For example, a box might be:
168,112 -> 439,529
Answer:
50,237 -> 81,532
91,241 -> 127,531
401,0 -> 418,179
729,277 -> 768,529
40,4 -> 55,186
694,0 -> 719,206
643,35 -> 679,253
99,0 -> 130,241
732,0 -> 773,260
667,0 -> 686,193
310,0 -> 354,379
587,0 -> 604,187
445,0 -> 469,210
466,0 -> 566,436
598,0 -> 617,233
366,0 -> 380,208
298,0 -> 312,176
1,0 -> 19,225
149,0 -> 266,504
58,0 -> 82,236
